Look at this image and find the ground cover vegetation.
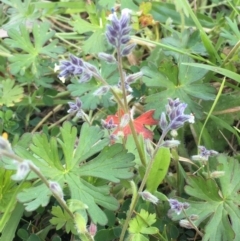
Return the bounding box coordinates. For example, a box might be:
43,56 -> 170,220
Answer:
0,0 -> 240,240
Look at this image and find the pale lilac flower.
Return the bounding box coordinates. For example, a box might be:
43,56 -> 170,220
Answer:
67,98 -> 82,117
159,98 -> 195,131
98,52 -> 116,64
106,8 -> 134,54
58,55 -> 100,83
11,161 -> 30,181
168,199 -> 189,215
192,146 -> 219,161
49,181 -> 64,201
139,190 -> 159,205
161,140 -> 181,148
179,219 -> 192,229
93,86 -> 110,96
101,118 -> 117,130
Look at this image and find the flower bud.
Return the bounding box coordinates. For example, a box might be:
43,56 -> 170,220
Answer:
0,136 -> 12,153
98,52 -> 116,64
210,171 -> 225,178
159,112 -> 168,131
79,71 -> 92,83
49,181 -> 64,201
93,86 -> 110,96
11,161 -> 30,181
121,43 -> 136,56
88,222 -> 97,237
120,113 -> 130,128
191,154 -> 208,162
139,190 -> 159,205
161,140 -> 180,148
189,214 -> 199,221
179,219 -> 192,229
120,36 -> 131,44
125,72 -> 143,84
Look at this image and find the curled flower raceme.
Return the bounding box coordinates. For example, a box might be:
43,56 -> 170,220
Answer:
57,54 -> 100,83
168,198 -> 190,215
68,98 -> 83,117
192,146 -> 219,162
106,9 -> 136,55
159,98 -> 195,132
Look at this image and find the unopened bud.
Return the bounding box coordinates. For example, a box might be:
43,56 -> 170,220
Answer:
0,136 -> 12,153
161,140 -> 180,148
139,190 -> 159,205
11,161 -> 30,181
183,202 -> 190,209
145,139 -> 154,157
210,171 -> 225,178
192,155 -> 208,162
49,181 -> 64,201
120,113 -> 130,128
79,71 -> 92,83
88,222 -> 97,237
179,219 -> 192,229
121,43 -> 136,56
98,53 -> 116,64
189,214 -> 199,221
159,112 -> 168,131
93,86 -> 110,96
125,72 -> 143,84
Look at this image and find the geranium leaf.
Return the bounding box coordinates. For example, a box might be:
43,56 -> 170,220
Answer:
79,144 -> 135,182
50,206 -> 77,234
0,79 -> 24,107
129,209 -> 158,235
4,22 -> 64,76
13,122 -> 134,225
171,155 -> 240,241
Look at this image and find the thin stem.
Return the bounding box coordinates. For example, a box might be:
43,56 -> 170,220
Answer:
116,47 -> 147,167
119,129 -> 169,241
0,151 -> 74,218
31,105 -> 63,133
182,209 -> 203,237
0,150 -> 94,241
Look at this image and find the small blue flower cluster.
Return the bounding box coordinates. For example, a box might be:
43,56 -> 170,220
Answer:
106,9 -> 135,56
58,55 -> 100,83
168,198 -> 190,215
159,98 -> 195,131
192,146 -> 219,161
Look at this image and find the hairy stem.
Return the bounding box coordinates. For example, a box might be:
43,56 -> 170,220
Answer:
119,129 -> 168,241
0,150 -> 94,241
116,47 -> 147,167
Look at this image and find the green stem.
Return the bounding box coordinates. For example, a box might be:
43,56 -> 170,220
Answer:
119,129 -> 168,241
182,209 -> 203,237
0,150 -> 95,241
116,47 -> 147,167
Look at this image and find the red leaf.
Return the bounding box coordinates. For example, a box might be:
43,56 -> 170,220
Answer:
105,109 -> 158,140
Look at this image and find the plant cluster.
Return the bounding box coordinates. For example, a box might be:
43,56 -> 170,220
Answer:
0,1 -> 240,241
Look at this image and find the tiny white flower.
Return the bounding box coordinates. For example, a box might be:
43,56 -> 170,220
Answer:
54,63 -> 60,72
59,76 -> 66,83
188,114 -> 195,123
